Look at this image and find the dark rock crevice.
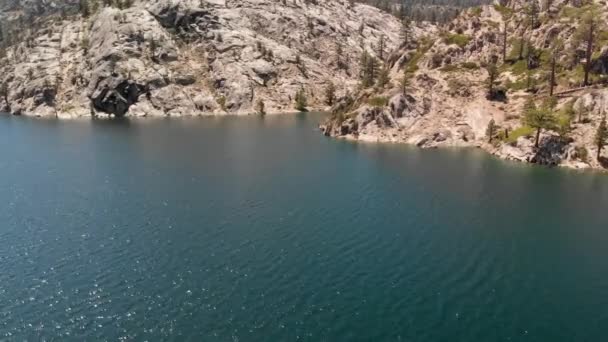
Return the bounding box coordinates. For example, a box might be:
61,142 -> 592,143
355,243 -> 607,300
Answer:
91,80 -> 146,117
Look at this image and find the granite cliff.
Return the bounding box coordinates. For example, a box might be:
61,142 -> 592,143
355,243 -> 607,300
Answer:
0,0 -> 401,117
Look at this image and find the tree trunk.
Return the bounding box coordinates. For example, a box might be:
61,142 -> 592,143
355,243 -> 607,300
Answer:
518,39 -> 524,60
584,22 -> 594,86
502,24 -> 508,63
535,128 -> 541,148
518,30 -> 526,60
598,145 -> 603,161
549,55 -> 556,96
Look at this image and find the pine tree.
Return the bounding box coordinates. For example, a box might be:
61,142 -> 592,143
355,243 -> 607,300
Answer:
359,50 -> 369,81
575,101 -> 588,123
574,8 -> 603,86
595,116 -> 608,160
502,21 -> 508,63
376,66 -> 389,88
0,82 -> 9,112
486,118 -> 496,143
335,42 -> 346,70
523,97 -> 557,148
400,18 -> 412,47
525,69 -> 536,92
518,35 -> 526,61
548,40 -> 563,96
400,69 -> 410,96
361,52 -> 378,88
396,1 -> 407,20
377,35 -> 386,61
256,99 -> 265,116
556,108 -> 573,141
79,0 -> 91,17
295,88 -> 308,112
295,54 -> 307,76
485,61 -> 498,99
324,81 -> 336,106
526,0 -> 540,29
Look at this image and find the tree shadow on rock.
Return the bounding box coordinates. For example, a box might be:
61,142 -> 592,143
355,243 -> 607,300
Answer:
530,136 -> 569,166
486,88 -> 508,103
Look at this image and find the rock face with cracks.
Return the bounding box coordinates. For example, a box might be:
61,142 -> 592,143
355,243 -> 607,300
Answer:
0,0 -> 401,117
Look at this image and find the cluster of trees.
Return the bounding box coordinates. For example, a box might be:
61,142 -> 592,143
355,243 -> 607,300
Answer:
356,0 -> 492,23
490,3 -> 605,99
358,35 -> 394,90
79,0 -> 134,17
482,3 -> 608,160
292,81 -> 334,113
0,0 -> 78,16
522,97 -> 608,160
0,12 -> 58,50
485,96 -> 608,161
293,80 -> 337,112
0,0 -> 136,51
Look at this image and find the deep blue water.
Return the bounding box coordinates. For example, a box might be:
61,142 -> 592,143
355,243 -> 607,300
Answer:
1,113 -> 608,341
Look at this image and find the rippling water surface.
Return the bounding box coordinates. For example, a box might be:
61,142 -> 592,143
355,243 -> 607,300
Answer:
1,113 -> 608,341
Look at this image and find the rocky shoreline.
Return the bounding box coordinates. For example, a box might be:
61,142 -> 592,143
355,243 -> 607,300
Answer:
319,0 -> 608,172
321,125 -> 595,171
320,87 -> 608,171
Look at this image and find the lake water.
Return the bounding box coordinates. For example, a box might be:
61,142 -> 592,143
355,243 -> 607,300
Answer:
1,113 -> 608,341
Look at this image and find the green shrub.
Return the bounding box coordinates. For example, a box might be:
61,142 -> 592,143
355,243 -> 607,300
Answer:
506,39 -> 530,63
447,78 -> 471,97
560,5 -> 588,21
504,126 -> 535,144
493,4 -> 514,18
405,39 -> 432,74
368,96 -> 388,108
507,59 -> 529,76
461,62 -> 479,70
439,64 -> 460,72
486,20 -> 500,29
217,96 -> 226,111
443,33 -> 471,48
575,146 -> 589,162
470,7 -> 482,17
505,78 -> 528,91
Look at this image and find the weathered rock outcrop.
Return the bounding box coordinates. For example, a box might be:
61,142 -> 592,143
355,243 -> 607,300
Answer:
322,0 -> 608,171
0,0 -> 400,117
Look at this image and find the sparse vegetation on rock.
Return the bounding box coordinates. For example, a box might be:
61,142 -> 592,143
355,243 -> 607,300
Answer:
321,0 -> 608,170
0,0 -> 401,117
